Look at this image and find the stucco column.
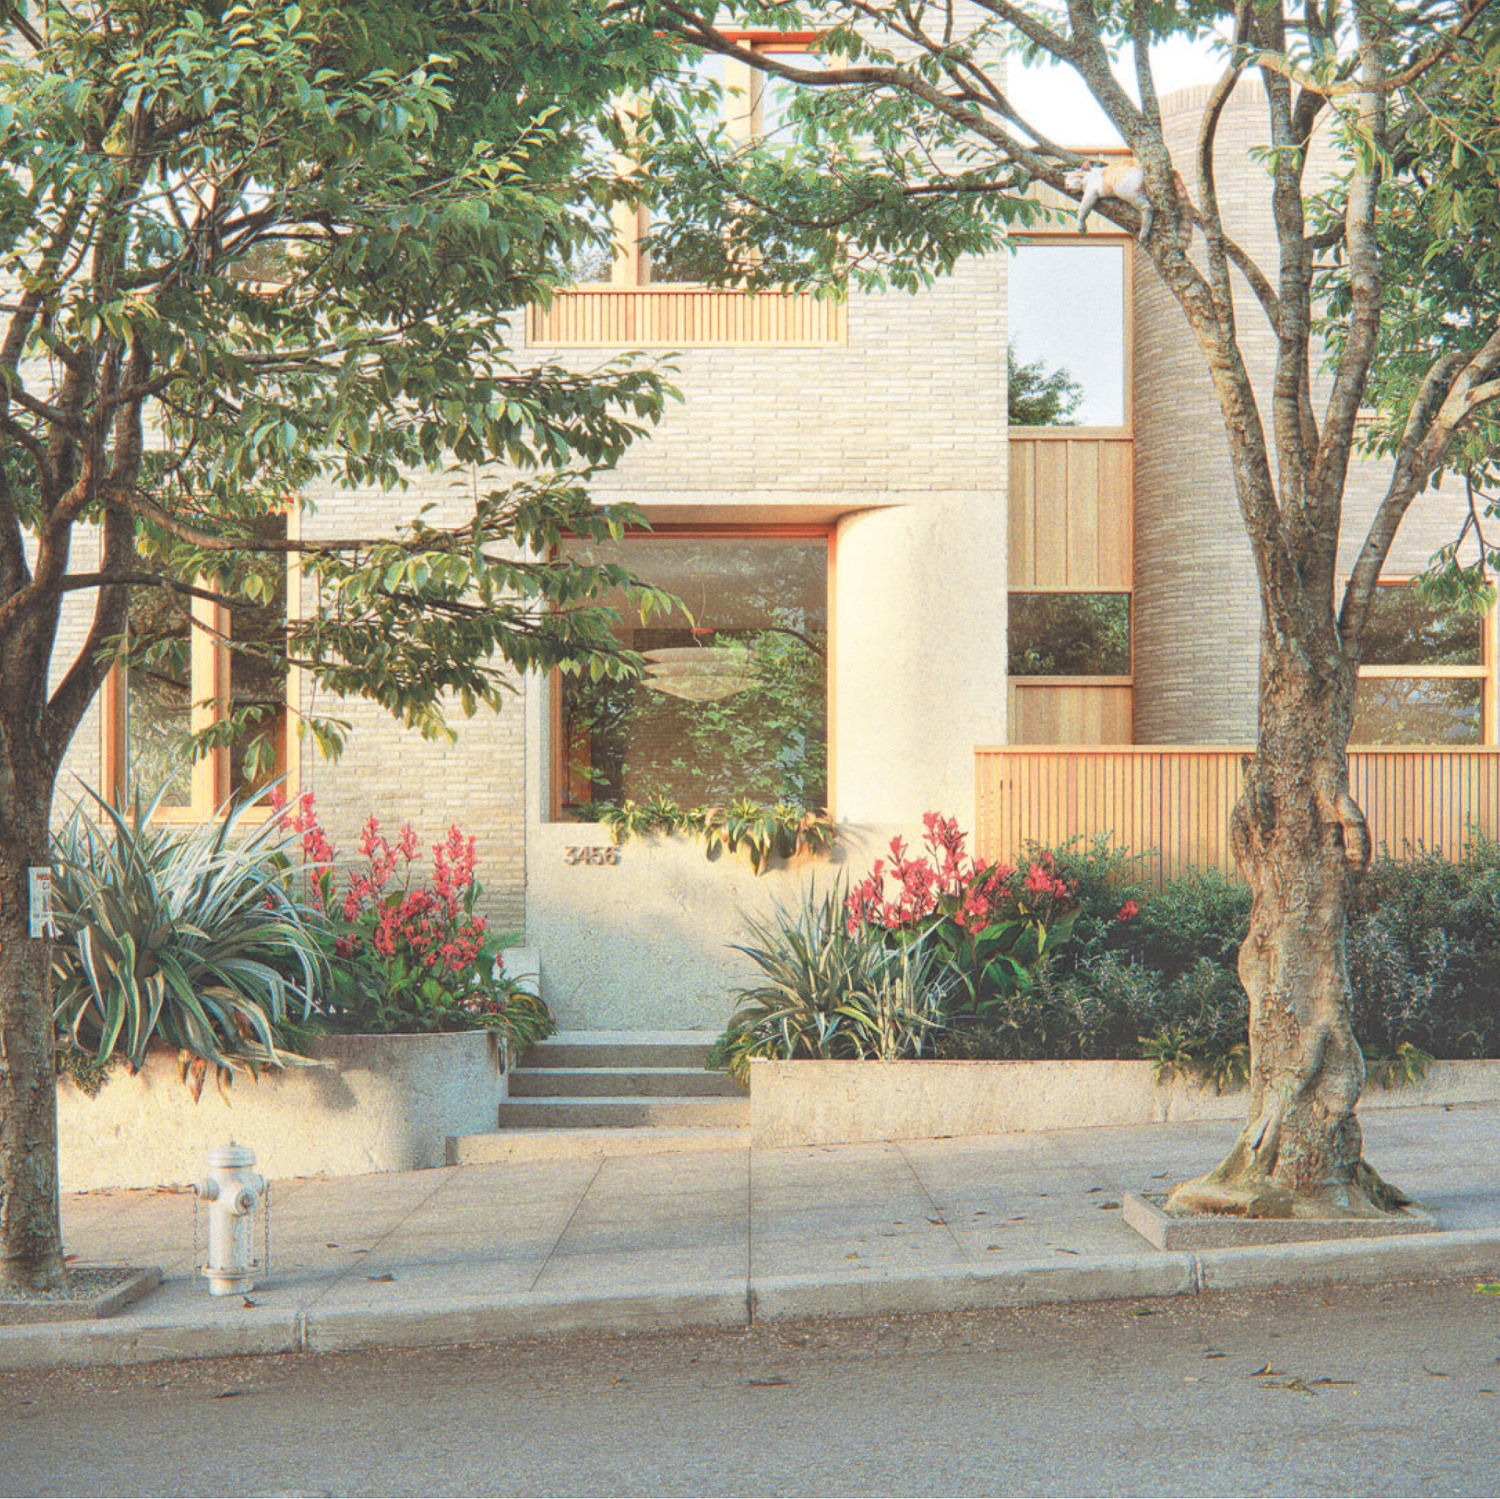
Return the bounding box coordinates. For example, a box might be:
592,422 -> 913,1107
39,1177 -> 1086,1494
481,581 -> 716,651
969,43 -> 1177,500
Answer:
832,493 -> 1008,827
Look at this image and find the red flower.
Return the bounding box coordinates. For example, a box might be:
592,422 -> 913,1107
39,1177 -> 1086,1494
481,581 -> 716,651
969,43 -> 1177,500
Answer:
1117,899 -> 1140,923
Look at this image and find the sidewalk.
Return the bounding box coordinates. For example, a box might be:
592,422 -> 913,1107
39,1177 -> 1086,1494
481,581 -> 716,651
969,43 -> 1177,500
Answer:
5,1102 -> 1499,1371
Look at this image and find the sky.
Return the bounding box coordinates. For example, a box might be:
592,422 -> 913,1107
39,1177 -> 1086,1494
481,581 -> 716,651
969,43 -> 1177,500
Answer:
1010,36 -> 1229,148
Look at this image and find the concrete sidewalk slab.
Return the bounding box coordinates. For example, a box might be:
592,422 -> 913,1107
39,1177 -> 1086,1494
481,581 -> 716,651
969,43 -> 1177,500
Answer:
2,1102 -> 1496,1371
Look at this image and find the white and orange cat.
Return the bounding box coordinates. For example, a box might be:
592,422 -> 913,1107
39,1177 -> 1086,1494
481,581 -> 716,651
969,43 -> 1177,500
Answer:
1063,158 -> 1196,243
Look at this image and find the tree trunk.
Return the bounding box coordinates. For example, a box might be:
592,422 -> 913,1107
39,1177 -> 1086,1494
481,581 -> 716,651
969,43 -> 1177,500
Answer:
1167,632 -> 1406,1220
0,783 -> 66,1291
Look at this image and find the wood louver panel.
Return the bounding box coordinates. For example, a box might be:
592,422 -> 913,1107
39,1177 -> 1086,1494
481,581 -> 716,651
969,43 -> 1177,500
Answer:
974,745 -> 1500,885
1007,437 -> 1133,589
528,290 -> 846,347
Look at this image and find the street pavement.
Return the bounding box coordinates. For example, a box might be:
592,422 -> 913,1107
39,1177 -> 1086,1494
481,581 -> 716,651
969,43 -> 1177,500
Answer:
4,1102 -> 1499,1371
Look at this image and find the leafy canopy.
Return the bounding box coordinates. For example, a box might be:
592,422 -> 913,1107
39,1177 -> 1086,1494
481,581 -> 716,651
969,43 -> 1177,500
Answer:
0,0 -> 681,779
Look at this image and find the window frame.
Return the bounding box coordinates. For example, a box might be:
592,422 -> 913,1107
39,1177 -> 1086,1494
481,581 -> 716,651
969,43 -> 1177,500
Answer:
101,517 -> 302,823
547,522 -> 834,823
590,33 -> 825,292
1006,229 -> 1135,440
1351,576 -> 1499,747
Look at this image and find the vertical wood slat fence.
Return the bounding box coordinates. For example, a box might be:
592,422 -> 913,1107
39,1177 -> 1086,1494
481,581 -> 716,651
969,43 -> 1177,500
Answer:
527,290 -> 846,346
975,745 -> 1500,884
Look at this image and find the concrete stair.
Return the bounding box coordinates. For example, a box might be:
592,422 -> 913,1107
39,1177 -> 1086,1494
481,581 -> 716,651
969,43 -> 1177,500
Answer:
446,1031 -> 749,1165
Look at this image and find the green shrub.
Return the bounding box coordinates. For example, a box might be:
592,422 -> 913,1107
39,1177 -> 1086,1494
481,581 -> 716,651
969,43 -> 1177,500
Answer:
711,882 -> 953,1085
50,785 -> 325,1097
596,796 -> 835,875
283,795 -> 556,1062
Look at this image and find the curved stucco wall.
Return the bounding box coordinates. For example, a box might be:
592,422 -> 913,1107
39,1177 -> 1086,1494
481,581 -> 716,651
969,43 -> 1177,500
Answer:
1132,82 -> 1477,744
1132,82 -> 1276,743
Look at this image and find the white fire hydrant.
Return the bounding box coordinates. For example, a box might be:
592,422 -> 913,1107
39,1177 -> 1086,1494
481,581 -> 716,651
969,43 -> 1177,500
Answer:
195,1141 -> 266,1296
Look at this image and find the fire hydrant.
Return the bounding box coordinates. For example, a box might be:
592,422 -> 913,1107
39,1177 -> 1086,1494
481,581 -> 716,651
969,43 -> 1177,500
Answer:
195,1142 -> 266,1296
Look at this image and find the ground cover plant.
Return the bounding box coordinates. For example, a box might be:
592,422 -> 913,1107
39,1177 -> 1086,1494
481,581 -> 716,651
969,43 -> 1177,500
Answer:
711,818 -> 1500,1091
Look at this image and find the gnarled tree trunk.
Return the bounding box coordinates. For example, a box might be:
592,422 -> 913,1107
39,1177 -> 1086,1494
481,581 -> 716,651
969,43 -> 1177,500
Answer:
1168,630 -> 1406,1220
0,787 -> 65,1292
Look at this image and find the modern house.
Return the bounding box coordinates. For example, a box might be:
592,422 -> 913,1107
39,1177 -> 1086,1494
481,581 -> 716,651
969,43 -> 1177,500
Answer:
62,75 -> 1500,1037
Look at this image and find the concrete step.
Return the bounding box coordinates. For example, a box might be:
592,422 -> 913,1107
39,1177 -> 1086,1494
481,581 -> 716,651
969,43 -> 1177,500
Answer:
446,1125 -> 750,1166
524,1031 -> 717,1070
508,1066 -> 741,1099
495,1096 -> 749,1130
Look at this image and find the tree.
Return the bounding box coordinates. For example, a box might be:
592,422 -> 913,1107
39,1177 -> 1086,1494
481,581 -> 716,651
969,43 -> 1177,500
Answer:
0,0 -> 679,1290
1007,340 -> 1085,426
634,0 -> 1500,1218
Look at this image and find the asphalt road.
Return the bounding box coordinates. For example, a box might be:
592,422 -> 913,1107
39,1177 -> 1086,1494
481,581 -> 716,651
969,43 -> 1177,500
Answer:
3,1277 -> 1499,1497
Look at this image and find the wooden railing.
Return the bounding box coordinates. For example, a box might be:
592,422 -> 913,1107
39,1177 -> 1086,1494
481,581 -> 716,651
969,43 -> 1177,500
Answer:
527,289 -> 846,347
975,745 -> 1500,883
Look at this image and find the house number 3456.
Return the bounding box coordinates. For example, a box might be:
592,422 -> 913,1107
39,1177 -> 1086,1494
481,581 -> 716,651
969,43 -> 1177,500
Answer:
564,846 -> 620,866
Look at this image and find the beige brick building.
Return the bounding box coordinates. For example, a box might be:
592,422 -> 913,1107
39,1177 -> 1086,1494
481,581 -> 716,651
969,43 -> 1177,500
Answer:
63,79 -> 1498,1033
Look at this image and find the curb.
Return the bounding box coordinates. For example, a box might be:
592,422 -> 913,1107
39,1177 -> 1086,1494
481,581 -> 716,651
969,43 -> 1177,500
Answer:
5,1228 -> 1500,1372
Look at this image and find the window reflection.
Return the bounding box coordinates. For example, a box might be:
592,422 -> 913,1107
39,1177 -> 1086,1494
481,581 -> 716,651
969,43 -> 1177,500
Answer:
1008,593 -> 1131,676
1353,679 -> 1483,745
1008,244 -> 1125,428
558,538 -> 828,815
1361,586 -> 1482,666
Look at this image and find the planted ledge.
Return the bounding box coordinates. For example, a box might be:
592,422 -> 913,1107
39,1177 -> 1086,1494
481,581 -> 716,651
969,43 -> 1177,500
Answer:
58,1030 -> 508,1192
747,1057 -> 1500,1149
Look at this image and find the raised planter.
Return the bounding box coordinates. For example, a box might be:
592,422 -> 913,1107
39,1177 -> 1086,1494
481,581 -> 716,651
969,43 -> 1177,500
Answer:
748,1057 -> 1500,1149
57,1030 -> 508,1191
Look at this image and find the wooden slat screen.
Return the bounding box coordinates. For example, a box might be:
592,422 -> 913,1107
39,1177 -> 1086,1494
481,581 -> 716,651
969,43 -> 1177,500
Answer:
975,745 -> 1500,884
527,290 -> 846,346
1007,437 -> 1133,589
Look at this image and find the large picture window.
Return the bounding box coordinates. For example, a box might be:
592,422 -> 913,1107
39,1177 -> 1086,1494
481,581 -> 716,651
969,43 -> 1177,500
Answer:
1353,583 -> 1488,745
555,534 -> 828,817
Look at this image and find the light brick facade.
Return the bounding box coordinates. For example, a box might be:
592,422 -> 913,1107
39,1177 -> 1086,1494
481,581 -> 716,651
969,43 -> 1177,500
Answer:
48,80 -> 1490,1029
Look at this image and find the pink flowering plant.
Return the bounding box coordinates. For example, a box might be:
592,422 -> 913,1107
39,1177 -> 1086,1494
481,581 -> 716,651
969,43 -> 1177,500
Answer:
845,812 -> 1081,1020
277,794 -> 553,1052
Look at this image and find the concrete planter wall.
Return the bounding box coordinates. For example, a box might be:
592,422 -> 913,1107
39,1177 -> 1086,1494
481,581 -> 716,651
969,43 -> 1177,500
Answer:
58,1030 -> 507,1192
748,1057 -> 1500,1148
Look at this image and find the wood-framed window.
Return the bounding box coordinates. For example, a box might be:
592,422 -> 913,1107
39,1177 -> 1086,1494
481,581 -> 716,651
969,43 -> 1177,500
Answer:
1006,588 -> 1133,744
101,514 -> 299,821
550,527 -> 830,819
1008,234 -> 1134,437
528,35 -> 845,347
1353,580 -> 1499,746
599,33 -> 824,290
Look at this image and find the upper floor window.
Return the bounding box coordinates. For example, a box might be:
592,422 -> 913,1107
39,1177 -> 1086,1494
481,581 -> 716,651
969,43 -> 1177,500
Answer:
589,35 -> 823,289
554,532 -> 828,818
1008,242 -> 1128,429
1353,583 -> 1489,745
1008,592 -> 1131,677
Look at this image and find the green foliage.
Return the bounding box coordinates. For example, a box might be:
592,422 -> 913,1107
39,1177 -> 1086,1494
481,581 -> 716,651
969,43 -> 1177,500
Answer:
712,883 -> 953,1085
597,797 -> 835,875
928,834 -> 1500,1089
1007,340 -> 1084,427
286,796 -> 556,1060
0,0 -> 685,785
1348,840 -> 1500,1061
49,785 -> 326,1095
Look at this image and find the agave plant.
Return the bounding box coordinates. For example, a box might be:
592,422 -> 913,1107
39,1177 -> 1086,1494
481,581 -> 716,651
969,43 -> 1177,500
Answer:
50,783 -> 327,1095
710,882 -> 953,1085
